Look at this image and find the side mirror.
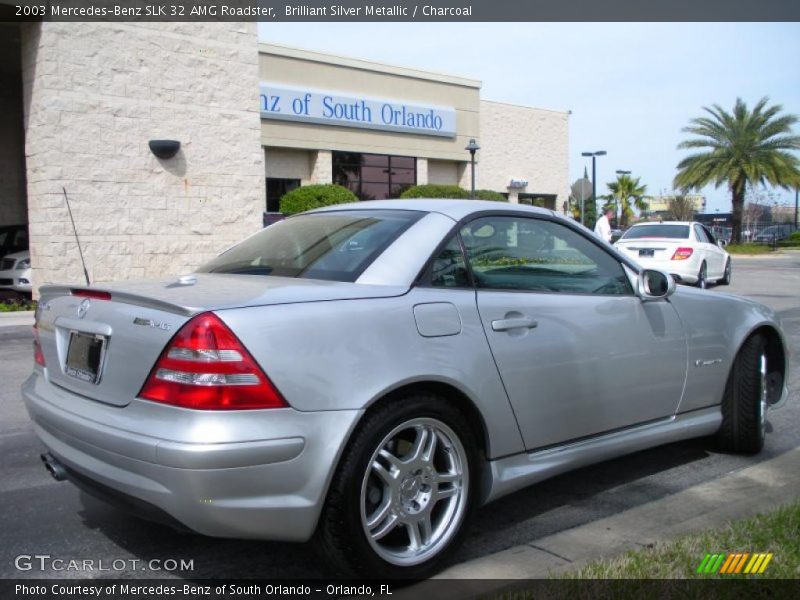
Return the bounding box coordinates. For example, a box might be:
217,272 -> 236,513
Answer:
718,239 -> 727,248
637,269 -> 676,301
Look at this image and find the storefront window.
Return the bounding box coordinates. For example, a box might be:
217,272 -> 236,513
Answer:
333,152 -> 416,201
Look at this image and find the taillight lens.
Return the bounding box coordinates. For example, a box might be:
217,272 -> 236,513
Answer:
33,324 -> 46,367
139,312 -> 287,410
671,247 -> 694,260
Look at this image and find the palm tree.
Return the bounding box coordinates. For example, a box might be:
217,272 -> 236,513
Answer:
606,174 -> 648,229
674,97 -> 800,244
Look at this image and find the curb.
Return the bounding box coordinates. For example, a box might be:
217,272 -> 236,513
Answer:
417,446 -> 800,586
0,310 -> 34,318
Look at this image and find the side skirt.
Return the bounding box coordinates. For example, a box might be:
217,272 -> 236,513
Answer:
485,407 -> 721,504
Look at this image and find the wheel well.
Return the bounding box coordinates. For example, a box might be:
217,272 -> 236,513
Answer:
749,326 -> 786,404
365,381 -> 492,503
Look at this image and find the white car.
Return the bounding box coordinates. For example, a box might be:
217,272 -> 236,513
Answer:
614,222 -> 730,288
0,250 -> 32,294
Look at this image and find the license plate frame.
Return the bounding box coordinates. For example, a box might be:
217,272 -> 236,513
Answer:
638,248 -> 655,258
64,331 -> 108,385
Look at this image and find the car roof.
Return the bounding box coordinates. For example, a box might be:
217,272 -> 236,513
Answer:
308,199 -> 556,221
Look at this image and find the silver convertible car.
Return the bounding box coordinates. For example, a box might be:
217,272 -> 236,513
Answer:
24,200 -> 789,578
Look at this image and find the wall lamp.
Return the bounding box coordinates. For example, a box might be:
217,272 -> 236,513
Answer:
148,140 -> 181,159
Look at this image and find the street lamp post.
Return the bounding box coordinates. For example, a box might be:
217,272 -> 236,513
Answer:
465,139 -> 480,199
581,150 -> 607,224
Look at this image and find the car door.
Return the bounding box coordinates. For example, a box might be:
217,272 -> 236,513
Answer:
460,214 -> 688,451
695,224 -> 725,279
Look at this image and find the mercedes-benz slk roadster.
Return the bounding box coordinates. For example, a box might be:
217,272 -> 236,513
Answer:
24,200 -> 789,578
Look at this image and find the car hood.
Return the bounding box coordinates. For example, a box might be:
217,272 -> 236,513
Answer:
39,273 -> 409,316
0,249 -> 29,261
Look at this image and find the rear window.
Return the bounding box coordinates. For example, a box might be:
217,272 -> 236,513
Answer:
197,210 -> 423,282
621,224 -> 690,240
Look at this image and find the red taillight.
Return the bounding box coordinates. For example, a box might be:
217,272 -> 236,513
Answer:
139,312 -> 287,410
71,289 -> 112,300
671,247 -> 694,260
33,324 -> 46,367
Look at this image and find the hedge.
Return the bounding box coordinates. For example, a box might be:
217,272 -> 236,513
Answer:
399,184 -> 507,201
279,184 -> 358,215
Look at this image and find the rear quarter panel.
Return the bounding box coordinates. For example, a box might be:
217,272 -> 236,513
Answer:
215,287 -> 526,459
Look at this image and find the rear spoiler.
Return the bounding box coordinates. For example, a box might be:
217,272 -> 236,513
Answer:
38,285 -> 197,317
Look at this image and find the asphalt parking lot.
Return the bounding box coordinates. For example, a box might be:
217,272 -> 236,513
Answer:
1,252 -> 798,580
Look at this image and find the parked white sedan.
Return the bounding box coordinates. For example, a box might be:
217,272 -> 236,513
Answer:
0,249 -> 32,295
614,222 -> 731,288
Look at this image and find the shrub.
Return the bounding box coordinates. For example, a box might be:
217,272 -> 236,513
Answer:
474,189 -> 507,202
400,184 -> 467,199
789,230 -> 800,242
400,184 -> 507,201
279,184 -> 357,215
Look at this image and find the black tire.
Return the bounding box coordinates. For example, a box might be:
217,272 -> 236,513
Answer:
315,394 -> 479,578
717,334 -> 767,454
720,259 -> 732,285
695,262 -> 707,289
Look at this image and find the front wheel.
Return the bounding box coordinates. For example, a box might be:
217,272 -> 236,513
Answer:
717,334 -> 768,454
316,395 -> 477,578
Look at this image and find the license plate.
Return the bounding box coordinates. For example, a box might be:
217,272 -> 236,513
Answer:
639,249 -> 655,257
65,331 -> 107,384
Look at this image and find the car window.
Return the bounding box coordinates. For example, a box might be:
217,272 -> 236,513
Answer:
460,216 -> 632,295
427,235 -> 470,288
701,225 -> 717,245
197,210 -> 423,282
693,224 -> 710,243
621,224 -> 690,239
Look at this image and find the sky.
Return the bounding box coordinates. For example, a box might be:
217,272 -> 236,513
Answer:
257,22 -> 800,213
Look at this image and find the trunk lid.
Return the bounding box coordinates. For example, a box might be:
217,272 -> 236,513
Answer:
615,238 -> 684,262
36,274 -> 407,407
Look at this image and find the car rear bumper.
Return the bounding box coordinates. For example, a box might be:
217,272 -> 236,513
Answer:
22,371 -> 362,541
630,258 -> 700,284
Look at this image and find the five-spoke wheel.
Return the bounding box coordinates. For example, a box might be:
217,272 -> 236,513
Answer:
361,418 -> 468,566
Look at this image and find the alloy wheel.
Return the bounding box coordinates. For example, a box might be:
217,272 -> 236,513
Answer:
359,417 -> 469,566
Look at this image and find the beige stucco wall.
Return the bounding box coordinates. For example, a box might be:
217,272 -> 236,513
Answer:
427,159 -> 460,186
259,44 -> 480,162
264,147 -> 312,183
476,100 -> 569,207
21,22 -> 264,292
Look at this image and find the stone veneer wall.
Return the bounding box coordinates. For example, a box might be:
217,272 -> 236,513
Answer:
475,100 -> 570,208
20,22 -> 264,292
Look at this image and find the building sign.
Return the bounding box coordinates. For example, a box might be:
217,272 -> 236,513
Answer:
260,83 -> 456,138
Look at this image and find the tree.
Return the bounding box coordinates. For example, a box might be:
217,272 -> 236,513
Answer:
667,194 -> 696,221
674,97 -> 800,244
606,173 -> 648,229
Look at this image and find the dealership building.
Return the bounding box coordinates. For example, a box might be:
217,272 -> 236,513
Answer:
0,21 -> 569,292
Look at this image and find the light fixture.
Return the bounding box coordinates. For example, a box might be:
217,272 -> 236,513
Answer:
465,138 -> 480,199
581,151 -> 607,223
148,139 -> 181,159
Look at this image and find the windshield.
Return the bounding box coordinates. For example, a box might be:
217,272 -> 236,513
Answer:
621,224 -> 690,240
197,210 -> 423,282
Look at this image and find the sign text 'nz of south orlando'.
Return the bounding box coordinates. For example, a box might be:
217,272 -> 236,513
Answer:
259,83 -> 457,138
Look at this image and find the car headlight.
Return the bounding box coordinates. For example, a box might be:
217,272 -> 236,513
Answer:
16,259 -> 30,270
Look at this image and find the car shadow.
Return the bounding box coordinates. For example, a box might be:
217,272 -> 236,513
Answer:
72,437 -> 714,579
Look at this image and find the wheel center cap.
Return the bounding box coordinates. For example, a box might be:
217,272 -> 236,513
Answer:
400,476 -> 421,502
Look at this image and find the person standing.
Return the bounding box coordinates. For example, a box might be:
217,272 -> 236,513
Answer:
594,208 -> 613,243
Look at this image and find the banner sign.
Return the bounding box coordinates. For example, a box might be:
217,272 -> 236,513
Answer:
259,82 -> 457,138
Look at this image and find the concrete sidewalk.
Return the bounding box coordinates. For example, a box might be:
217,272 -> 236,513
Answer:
431,447 -> 799,585
0,310 -> 33,328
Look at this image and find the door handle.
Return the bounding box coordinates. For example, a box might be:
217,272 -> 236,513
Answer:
491,317 -> 538,332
